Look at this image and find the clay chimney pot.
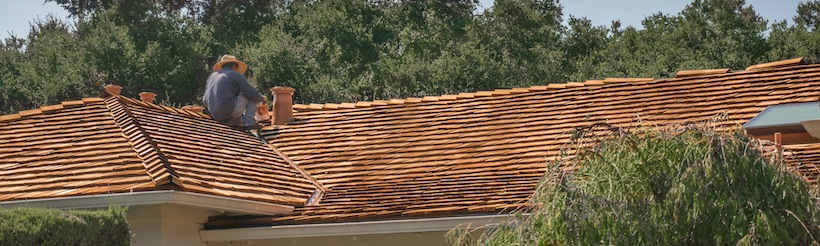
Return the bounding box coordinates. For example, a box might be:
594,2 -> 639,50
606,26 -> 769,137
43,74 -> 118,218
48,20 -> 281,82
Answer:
270,86 -> 295,125
105,85 -> 122,95
139,92 -> 157,103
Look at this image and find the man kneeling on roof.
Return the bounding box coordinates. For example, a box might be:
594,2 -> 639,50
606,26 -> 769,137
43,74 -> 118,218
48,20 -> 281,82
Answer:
203,55 -> 266,130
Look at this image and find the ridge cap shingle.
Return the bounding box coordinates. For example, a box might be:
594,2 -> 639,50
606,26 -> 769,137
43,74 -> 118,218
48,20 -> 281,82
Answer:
103,95 -> 182,187
746,57 -> 804,71
675,68 -> 731,78
0,97 -> 107,123
117,96 -> 211,119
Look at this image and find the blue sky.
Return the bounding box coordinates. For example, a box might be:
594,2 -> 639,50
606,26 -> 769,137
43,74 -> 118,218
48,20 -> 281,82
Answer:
0,0 -> 807,41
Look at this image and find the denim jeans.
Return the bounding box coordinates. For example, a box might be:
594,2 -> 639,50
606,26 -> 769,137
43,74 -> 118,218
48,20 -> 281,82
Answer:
221,94 -> 257,127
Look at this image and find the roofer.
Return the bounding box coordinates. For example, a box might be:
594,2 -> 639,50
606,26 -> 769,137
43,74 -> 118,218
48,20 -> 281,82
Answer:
203,55 -> 266,130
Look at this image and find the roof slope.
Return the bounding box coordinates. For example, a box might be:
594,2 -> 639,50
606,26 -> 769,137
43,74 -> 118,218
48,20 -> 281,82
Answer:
0,98 -> 154,201
207,59 -> 820,227
0,94 -> 320,206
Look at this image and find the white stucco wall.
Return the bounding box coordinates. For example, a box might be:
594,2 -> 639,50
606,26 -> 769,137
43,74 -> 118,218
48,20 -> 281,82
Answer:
128,204 -> 222,246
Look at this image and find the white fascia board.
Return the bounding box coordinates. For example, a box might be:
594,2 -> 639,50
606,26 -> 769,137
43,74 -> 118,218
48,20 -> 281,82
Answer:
0,190 -> 293,216
200,214 -> 516,241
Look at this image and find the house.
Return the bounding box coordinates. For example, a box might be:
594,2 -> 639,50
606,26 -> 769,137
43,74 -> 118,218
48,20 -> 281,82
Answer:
1,57 -> 819,245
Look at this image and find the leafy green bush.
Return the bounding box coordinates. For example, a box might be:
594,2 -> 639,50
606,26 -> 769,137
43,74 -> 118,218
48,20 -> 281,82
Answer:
450,125 -> 820,245
0,206 -> 131,246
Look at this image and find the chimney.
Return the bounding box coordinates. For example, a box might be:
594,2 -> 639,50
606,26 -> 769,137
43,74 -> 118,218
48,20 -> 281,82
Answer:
271,86 -> 294,125
182,105 -> 204,113
139,92 -> 156,103
105,85 -> 122,95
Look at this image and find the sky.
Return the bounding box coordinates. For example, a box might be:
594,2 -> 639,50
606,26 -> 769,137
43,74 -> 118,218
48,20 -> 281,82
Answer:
0,0 -> 808,41
1,1 -> 69,40
477,0 -> 805,28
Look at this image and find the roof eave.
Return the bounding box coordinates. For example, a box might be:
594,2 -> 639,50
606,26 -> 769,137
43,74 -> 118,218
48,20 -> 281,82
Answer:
0,190 -> 294,216
199,214 -> 518,241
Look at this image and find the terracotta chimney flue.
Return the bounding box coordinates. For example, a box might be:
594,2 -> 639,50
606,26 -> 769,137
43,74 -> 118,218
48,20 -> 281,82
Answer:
139,92 -> 156,103
182,105 -> 204,113
271,86 -> 295,125
105,85 -> 122,96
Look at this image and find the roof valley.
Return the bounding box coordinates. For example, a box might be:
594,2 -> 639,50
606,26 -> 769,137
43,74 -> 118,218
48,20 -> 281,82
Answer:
103,95 -> 181,186
258,132 -> 327,206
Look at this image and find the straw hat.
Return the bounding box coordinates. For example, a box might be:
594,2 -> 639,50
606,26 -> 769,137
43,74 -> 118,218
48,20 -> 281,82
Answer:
212,55 -> 248,74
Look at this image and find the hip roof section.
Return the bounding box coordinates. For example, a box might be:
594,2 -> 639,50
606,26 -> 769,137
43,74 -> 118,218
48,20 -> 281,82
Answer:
0,94 -> 321,207
0,99 -> 154,201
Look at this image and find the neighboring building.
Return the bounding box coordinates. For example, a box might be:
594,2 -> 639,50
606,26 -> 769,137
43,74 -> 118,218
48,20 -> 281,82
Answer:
1,58 -> 819,246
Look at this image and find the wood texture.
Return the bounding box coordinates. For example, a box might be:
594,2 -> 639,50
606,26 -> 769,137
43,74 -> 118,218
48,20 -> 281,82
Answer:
209,60 -> 820,228
0,96 -> 319,206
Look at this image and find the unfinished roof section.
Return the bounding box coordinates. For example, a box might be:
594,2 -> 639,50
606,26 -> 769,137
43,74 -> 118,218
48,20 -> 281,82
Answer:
0,93 -> 322,207
208,58 -> 820,228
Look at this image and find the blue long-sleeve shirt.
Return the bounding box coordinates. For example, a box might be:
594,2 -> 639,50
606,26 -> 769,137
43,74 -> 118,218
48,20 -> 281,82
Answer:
203,68 -> 265,120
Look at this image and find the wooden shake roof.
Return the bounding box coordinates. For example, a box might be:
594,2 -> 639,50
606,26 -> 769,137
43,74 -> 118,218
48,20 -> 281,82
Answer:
207,58 -> 820,227
1,58 -> 819,229
0,94 -> 320,206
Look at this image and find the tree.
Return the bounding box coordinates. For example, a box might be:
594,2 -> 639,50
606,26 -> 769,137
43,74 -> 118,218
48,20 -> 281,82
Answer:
561,16 -> 609,81
474,0 -> 566,86
241,0 -> 389,103
78,4 -> 212,103
795,0 -> 820,31
449,125 -> 820,245
2,0 -> 814,113
769,0 -> 820,63
0,17 -> 96,114
767,20 -> 820,63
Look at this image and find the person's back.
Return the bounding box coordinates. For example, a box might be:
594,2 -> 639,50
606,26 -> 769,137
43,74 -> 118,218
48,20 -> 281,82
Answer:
203,55 -> 265,129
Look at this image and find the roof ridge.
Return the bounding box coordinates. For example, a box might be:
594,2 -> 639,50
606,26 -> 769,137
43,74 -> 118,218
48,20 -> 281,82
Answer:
290,58 -> 814,112
675,68 -> 731,78
103,95 -> 182,186
0,97 -> 105,123
293,78 -> 649,112
117,96 -> 211,119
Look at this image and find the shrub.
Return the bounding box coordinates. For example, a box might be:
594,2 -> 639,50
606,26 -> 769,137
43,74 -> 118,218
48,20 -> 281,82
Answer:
0,205 -> 131,246
450,125 -> 820,245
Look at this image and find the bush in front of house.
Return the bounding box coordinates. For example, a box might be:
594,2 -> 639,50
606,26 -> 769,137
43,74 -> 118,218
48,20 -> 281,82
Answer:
0,205 -> 131,245
450,124 -> 820,245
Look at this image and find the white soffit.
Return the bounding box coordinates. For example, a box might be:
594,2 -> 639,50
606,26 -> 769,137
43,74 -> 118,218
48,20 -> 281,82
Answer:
200,214 -> 517,241
0,190 -> 294,215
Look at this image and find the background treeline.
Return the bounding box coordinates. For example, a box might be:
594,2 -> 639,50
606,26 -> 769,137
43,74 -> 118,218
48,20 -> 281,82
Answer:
1,0 -> 819,114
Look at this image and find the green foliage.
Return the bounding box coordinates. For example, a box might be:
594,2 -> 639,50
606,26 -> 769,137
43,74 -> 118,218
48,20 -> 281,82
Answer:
0,17 -> 97,114
449,126 -> 820,245
79,4 -> 212,102
241,0 -> 388,103
4,0 -> 820,113
768,26 -> 820,63
569,0 -> 771,80
796,0 -> 820,31
0,206 -> 131,246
